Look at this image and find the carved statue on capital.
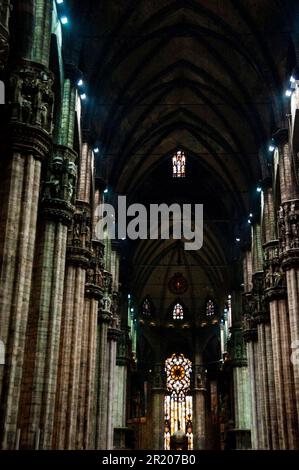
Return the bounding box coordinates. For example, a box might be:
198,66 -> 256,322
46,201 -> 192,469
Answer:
101,271 -> 113,314
194,365 -> 207,390
43,146 -> 77,203
263,241 -> 286,300
69,208 -> 92,250
242,294 -> 258,342
152,364 -> 166,389
278,200 -> 299,268
228,326 -> 247,366
9,63 -> 54,133
117,329 -> 130,366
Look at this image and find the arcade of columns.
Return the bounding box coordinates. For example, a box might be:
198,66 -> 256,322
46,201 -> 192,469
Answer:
0,0 -> 128,450
242,120 -> 299,448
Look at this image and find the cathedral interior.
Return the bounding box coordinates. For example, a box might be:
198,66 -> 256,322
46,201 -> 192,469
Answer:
1,0 -> 299,451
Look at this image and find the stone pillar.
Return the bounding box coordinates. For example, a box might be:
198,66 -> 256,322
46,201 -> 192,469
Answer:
95,272 -> 112,449
193,366 -> 206,450
76,240 -> 104,450
95,309 -> 110,449
242,309 -> 258,449
106,325 -> 121,449
229,298 -> 251,450
113,329 -> 129,449
249,223 -> 269,449
17,144 -> 77,450
276,128 -> 299,443
151,364 -> 166,450
0,0 -> 54,446
263,178 -> 299,449
53,202 -> 91,449
242,246 -> 259,449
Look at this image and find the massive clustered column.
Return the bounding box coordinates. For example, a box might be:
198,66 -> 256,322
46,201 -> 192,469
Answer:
54,201 -> 91,449
276,128 -> 299,441
18,68 -> 79,449
263,180 -> 298,449
95,272 -> 113,449
150,364 -> 166,450
106,322 -> 121,449
76,240 -> 104,449
230,292 -> 251,449
53,135 -> 94,451
17,148 -> 76,449
0,0 -> 53,449
193,362 -> 206,450
242,247 -> 259,450
113,327 -> 129,449
249,221 -> 278,449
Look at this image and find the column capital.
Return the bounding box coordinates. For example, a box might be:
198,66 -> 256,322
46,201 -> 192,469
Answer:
151,363 -> 166,391
263,240 -> 287,301
66,203 -> 93,267
41,145 -> 78,226
193,365 -> 207,391
108,327 -> 121,342
116,329 -> 130,366
8,60 -> 54,134
228,326 -> 248,367
98,310 -> 111,324
278,200 -> 299,269
242,313 -> 258,343
85,240 -> 105,298
1,121 -> 52,161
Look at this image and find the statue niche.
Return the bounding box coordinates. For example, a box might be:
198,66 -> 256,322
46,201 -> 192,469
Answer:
10,64 -> 54,133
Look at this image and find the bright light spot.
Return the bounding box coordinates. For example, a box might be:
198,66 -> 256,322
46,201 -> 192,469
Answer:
249,213 -> 253,218
257,186 -> 262,193
290,76 -> 295,83
248,219 -> 251,224
61,16 -> 68,25
104,188 -> 108,194
128,294 -> 131,299
269,145 -> 275,152
121,237 -> 126,240
77,79 -> 84,87
285,89 -> 292,97
94,147 -> 99,153
131,308 -> 134,313
236,238 -> 240,242
57,0 -> 64,4
80,93 -> 87,100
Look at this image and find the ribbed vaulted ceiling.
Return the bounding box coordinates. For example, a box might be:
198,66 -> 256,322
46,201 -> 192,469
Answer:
69,0 -> 297,302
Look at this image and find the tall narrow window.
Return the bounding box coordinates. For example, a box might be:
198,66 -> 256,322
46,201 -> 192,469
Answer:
173,303 -> 184,320
172,150 -> 186,178
206,299 -> 215,316
164,353 -> 193,450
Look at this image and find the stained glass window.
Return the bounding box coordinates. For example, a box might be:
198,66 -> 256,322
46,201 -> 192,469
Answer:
206,299 -> 215,316
164,353 -> 193,450
172,150 -> 186,178
173,303 -> 184,320
142,298 -> 152,316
